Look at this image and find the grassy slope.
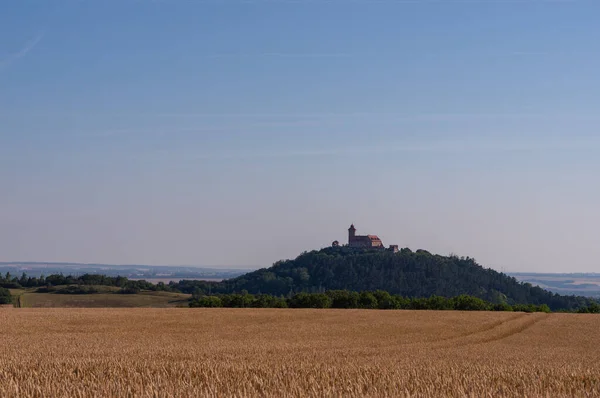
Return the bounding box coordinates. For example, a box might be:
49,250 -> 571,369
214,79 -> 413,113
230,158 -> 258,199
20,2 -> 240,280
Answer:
19,290 -> 191,308
7,288 -> 26,308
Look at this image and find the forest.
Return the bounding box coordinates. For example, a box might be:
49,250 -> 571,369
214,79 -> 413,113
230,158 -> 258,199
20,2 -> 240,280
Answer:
177,247 -> 594,311
0,272 -> 168,294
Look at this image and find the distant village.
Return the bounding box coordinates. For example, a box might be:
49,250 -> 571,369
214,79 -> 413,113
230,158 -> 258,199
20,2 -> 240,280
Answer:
332,224 -> 398,253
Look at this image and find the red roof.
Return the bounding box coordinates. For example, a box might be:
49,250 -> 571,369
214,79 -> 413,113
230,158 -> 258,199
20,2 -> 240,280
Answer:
367,235 -> 381,241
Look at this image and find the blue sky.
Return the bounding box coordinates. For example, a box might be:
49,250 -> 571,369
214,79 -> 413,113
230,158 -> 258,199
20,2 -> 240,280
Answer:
1,0 -> 599,271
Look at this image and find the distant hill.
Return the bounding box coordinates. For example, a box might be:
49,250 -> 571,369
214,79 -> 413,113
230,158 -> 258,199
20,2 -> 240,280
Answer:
0,262 -> 248,281
510,272 -> 600,298
186,247 -> 591,311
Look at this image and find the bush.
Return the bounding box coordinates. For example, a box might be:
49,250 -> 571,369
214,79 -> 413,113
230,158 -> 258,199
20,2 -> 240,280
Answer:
55,285 -> 99,295
426,295 -> 454,310
221,293 -> 255,308
326,290 -> 360,309
537,304 -> 551,313
117,287 -> 140,294
513,304 -> 537,313
358,292 -> 378,309
408,298 -> 430,310
289,293 -> 332,308
491,303 -> 513,312
452,295 -> 490,311
36,285 -> 56,293
373,290 -> 397,309
1,282 -> 22,289
0,287 -> 12,304
190,296 -> 223,308
393,295 -> 410,309
588,303 -> 600,314
252,294 -> 288,308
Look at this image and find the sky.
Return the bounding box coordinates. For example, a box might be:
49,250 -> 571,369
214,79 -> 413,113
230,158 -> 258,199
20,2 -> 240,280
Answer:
1,0 -> 599,272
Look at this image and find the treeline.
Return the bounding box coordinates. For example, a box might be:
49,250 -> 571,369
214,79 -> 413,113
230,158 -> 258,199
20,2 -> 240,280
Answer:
0,272 -> 174,293
190,290 -> 600,313
0,271 -> 208,295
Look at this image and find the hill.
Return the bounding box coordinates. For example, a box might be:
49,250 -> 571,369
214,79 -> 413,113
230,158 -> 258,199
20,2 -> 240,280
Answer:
510,272 -> 600,298
183,247 -> 591,311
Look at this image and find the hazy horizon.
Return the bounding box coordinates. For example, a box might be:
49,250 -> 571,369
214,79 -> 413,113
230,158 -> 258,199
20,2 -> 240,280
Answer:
2,1 -> 599,273
0,260 -> 258,270
0,254 -> 599,275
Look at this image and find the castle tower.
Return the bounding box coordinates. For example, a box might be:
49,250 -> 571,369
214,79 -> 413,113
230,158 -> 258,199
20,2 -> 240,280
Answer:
348,224 -> 356,244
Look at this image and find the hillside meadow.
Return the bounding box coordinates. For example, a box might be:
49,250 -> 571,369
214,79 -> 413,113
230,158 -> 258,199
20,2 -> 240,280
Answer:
7,287 -> 190,308
1,308 -> 599,397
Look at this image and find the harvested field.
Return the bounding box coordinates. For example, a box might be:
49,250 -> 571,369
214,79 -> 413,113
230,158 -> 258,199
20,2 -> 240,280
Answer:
0,309 -> 599,397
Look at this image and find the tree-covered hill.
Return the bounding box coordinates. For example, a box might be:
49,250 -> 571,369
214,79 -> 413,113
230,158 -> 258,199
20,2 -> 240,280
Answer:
180,247 -> 591,311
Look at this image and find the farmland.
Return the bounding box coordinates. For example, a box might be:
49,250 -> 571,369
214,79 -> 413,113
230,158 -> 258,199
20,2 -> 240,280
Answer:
1,309 -> 599,397
7,287 -> 190,308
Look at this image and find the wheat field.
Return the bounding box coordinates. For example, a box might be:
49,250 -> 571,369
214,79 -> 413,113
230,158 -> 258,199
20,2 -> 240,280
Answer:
1,308 -> 598,397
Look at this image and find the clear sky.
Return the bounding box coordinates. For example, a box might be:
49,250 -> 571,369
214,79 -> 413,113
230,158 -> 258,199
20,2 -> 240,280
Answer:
1,0 -> 599,272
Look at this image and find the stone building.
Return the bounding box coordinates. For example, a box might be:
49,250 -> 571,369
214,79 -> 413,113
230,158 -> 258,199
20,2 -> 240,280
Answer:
342,224 -> 399,252
348,224 -> 384,248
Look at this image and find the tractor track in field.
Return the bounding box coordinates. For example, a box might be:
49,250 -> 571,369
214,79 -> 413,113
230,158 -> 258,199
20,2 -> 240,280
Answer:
433,312 -> 549,348
434,313 -> 525,343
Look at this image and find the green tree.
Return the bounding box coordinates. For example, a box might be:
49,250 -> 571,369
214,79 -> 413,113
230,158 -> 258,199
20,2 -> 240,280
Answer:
373,290 -> 396,309
588,302 -> 600,314
491,303 -> 513,312
426,295 -> 453,310
289,293 -> 332,308
190,296 -> 223,308
512,304 -> 536,313
536,304 -> 551,313
221,293 -> 254,308
326,290 -> 359,309
452,295 -> 490,311
0,287 -> 12,305
358,291 -> 378,309
252,294 -> 287,308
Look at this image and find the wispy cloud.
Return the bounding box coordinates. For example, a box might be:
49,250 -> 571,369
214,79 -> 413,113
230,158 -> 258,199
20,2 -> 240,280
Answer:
0,33 -> 45,71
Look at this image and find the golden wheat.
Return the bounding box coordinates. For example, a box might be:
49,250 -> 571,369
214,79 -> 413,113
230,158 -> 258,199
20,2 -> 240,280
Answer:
0,308 -> 598,397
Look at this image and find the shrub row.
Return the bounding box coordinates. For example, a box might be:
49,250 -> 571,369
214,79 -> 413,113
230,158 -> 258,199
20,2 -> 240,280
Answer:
1,272 -> 172,292
53,285 -> 100,295
189,290 -> 557,312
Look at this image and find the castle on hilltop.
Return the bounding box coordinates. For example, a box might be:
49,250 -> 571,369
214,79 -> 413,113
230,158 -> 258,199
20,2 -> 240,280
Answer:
332,224 -> 398,253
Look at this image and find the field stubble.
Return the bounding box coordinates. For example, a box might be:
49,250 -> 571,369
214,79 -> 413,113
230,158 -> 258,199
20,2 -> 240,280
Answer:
1,309 -> 599,397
